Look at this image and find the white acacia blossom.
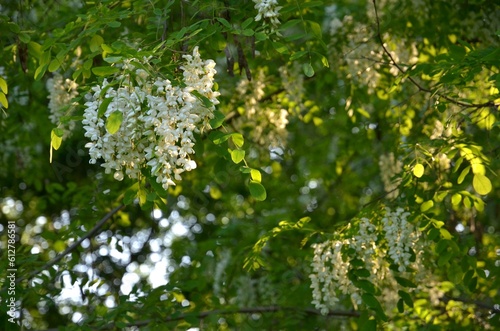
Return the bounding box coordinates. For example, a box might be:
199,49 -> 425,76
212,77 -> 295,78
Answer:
253,0 -> 281,30
47,73 -> 79,135
83,47 -> 219,189
234,69 -> 288,147
309,209 -> 423,315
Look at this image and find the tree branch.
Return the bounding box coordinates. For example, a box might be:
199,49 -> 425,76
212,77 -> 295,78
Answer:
37,305 -> 360,331
371,0 -> 495,109
441,295 -> 500,314
12,204 -> 125,286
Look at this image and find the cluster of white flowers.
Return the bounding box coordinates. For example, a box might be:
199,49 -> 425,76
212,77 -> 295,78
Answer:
83,47 -> 219,189
234,69 -> 288,147
253,0 -> 281,30
379,152 -> 403,199
310,209 -> 423,315
430,119 -> 453,140
381,207 -> 419,272
47,73 -> 79,136
310,239 -> 361,315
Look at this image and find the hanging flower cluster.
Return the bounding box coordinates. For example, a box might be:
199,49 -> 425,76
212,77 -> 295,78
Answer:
309,208 -> 422,315
253,0 -> 282,30
46,73 -> 79,137
82,47 -> 219,189
234,69 -> 288,148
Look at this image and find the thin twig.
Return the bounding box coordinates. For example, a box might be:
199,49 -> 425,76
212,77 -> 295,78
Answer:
371,0 -> 494,109
10,204 -> 125,287
36,305 -> 360,331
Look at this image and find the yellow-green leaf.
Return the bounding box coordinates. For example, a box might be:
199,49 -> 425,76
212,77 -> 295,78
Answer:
473,174 -> 492,195
413,163 -> 425,178
51,129 -> 63,150
421,200 -> 434,212
90,35 -> 104,53
92,66 -> 120,77
250,169 -> 262,182
0,76 -> 7,94
0,92 -> 8,109
231,133 -> 244,148
48,58 -> 61,72
34,64 -> 48,81
230,149 -> 245,164
106,111 -> 123,134
451,193 -> 462,205
457,166 -> 470,184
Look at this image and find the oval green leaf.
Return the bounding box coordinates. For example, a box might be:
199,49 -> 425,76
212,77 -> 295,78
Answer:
231,149 -> 245,164
420,200 -> 434,212
92,66 -> 120,77
413,163 -> 425,178
250,169 -> 262,182
106,111 -> 123,134
451,193 -> 462,206
248,181 -> 267,201
51,129 -> 63,150
303,63 -> 314,77
473,173 -> 492,195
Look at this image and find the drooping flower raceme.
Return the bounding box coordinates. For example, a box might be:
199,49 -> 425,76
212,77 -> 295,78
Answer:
46,73 -> 79,136
309,209 -> 423,315
233,69 -> 288,148
253,0 -> 281,30
82,47 -> 219,189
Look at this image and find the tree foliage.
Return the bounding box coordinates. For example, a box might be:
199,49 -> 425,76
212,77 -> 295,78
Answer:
0,0 -> 499,330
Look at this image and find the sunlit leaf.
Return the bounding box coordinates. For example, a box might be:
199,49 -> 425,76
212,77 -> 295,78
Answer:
472,174 -> 492,195
106,111 -> 123,134
413,163 -> 425,178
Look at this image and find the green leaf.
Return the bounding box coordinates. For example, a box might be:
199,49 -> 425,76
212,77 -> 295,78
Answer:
248,181 -> 267,201
451,193 -> 462,205
106,111 -> 123,134
250,169 -> 262,183
0,76 -> 7,94
394,276 -> 417,288
48,58 -> 62,72
472,174 -> 492,195
231,133 -> 244,148
290,50 -> 308,61
0,92 -> 8,109
89,34 -> 104,53
34,64 -> 48,81
361,293 -> 383,311
230,149 -> 245,164
457,166 -> 470,184
209,131 -> 231,145
92,66 -> 120,77
413,163 -> 425,178
354,279 -> 377,294
123,188 -> 137,205
209,110 -> 225,129
420,200 -> 434,212
19,32 -> 31,43
303,63 -> 315,77
8,22 -> 20,33
107,21 -> 121,28
51,129 -> 63,150
98,97 -> 113,118
398,290 -> 414,308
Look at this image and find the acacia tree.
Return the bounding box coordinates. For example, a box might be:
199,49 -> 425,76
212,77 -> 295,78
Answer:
1,0 -> 499,330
